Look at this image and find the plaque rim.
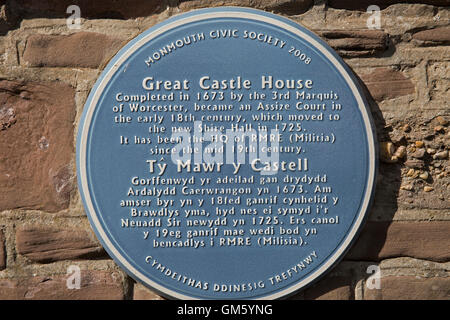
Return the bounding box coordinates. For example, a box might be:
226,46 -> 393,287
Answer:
77,7 -> 378,300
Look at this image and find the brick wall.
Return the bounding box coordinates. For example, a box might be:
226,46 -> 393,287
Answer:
0,0 -> 448,300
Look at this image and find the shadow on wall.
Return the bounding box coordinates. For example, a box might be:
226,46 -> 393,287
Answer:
350,71 -> 403,292
287,67 -> 402,300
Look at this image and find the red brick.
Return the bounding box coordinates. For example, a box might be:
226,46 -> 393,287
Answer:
23,32 -> 125,68
303,276 -> 353,300
346,221 -> 450,262
413,27 -> 450,46
16,227 -> 105,263
364,276 -> 450,300
0,229 -> 5,270
0,271 -> 125,300
133,283 -> 164,300
0,80 -> 75,212
360,68 -> 415,101
318,30 -> 388,57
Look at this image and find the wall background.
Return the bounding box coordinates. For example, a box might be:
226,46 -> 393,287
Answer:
0,0 -> 448,300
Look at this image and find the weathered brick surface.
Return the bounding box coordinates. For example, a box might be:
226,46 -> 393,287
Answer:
303,276 -> 353,300
0,271 -> 125,299
179,0 -> 313,14
398,175 -> 450,210
11,0 -> 163,19
428,61 -> 449,101
413,27 -> 450,46
133,283 -> 165,300
328,1 -> 450,10
0,3 -> 13,34
22,32 -> 125,69
364,276 -> 450,300
0,80 -> 75,212
16,227 -> 105,263
0,229 -> 5,270
0,0 -> 448,301
318,30 -> 388,57
359,68 -> 415,101
346,222 -> 450,262
379,114 -> 450,210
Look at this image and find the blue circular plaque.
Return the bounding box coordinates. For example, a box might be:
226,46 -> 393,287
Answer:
77,7 -> 377,299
